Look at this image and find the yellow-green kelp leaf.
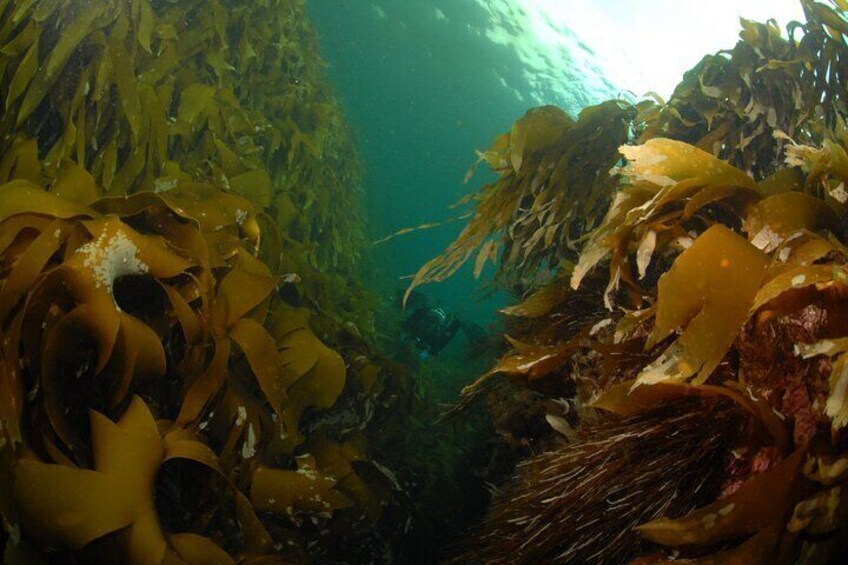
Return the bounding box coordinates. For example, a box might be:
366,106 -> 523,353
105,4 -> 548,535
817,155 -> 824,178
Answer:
229,168 -> 273,209
508,105 -> 573,173
14,397 -> 166,555
637,224 -> 769,386
619,138 -> 757,189
251,460 -> 353,517
14,397 -> 265,563
745,191 -> 841,255
50,161 -> 101,205
229,318 -> 288,413
0,180 -> 93,222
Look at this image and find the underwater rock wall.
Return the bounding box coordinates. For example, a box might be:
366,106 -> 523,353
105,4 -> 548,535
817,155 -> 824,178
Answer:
0,1 -> 416,563
414,1 -> 848,562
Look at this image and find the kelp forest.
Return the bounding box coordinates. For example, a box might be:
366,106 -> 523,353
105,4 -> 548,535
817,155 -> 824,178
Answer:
1,0 -> 848,564
0,0 -> 429,562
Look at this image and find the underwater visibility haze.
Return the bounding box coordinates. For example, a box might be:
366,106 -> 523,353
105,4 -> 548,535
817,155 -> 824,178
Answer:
1,0 -> 848,564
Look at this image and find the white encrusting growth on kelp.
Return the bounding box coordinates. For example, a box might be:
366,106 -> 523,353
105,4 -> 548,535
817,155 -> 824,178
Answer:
76,226 -> 149,292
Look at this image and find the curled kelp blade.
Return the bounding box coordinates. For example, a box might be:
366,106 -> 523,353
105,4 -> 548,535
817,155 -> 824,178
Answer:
506,105 -> 574,173
4,206 -> 210,459
0,217 -> 73,325
251,463 -> 353,518
618,138 -> 757,189
745,191 -> 841,242
161,427 -> 275,558
636,451 -> 804,555
0,150 -> 386,561
14,396 -> 272,562
0,179 -> 94,223
270,327 -> 348,452
176,337 -> 231,428
229,318 -> 289,414
13,397 -> 166,554
210,267 -> 278,336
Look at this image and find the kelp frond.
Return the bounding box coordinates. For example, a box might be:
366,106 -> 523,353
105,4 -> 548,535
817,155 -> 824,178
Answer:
405,100 -> 636,301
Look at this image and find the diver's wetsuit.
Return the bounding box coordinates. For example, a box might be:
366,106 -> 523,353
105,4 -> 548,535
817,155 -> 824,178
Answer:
402,306 -> 462,357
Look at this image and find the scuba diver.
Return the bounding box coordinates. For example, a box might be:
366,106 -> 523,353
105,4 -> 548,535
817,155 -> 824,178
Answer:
400,290 -> 489,359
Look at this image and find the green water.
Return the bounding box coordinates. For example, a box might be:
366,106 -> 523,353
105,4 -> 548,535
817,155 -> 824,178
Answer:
306,1 -> 624,332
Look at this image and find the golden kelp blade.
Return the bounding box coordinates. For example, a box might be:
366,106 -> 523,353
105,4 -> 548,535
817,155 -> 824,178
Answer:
637,451 -> 803,549
618,138 -> 757,189
745,191 -> 840,243
637,225 -> 769,386
507,105 -> 573,173
571,138 -> 762,298
14,398 -> 168,558
15,397 -> 273,563
0,179 -> 92,222
251,463 -> 353,516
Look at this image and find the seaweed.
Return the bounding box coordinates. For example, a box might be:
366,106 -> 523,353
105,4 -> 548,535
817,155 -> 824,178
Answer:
0,0 -> 368,300
405,100 -> 636,299
0,168 -> 402,561
419,3 -> 848,562
0,1 -> 412,563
